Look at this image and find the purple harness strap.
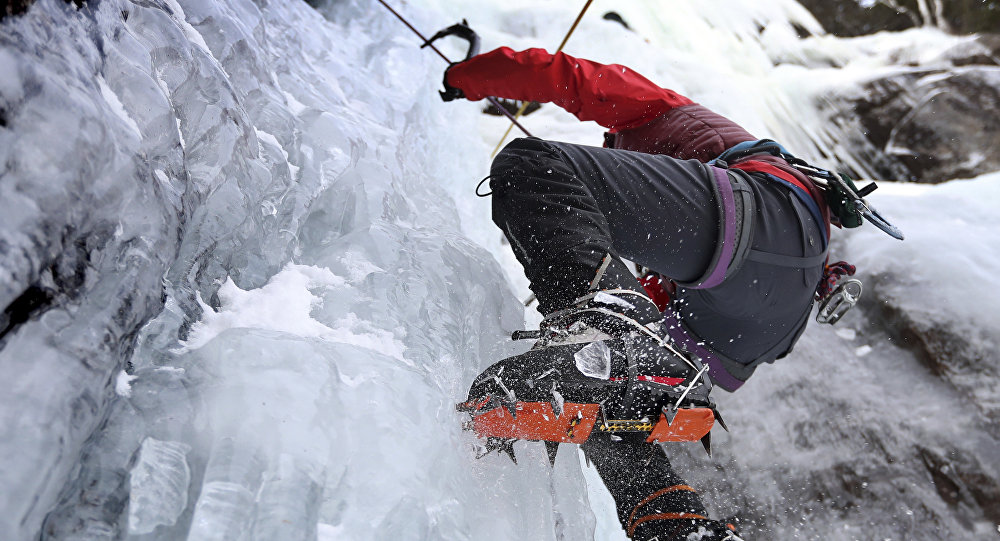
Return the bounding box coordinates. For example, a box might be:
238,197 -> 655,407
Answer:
662,310 -> 745,392
690,167 -> 737,290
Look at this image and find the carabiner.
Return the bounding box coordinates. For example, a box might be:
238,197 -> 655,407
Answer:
816,278 -> 863,325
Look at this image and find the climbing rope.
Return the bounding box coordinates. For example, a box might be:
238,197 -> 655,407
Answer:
375,0 -> 534,137
489,0 -> 595,157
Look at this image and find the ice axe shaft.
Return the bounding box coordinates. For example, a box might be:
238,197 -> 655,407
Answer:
374,0 -> 533,137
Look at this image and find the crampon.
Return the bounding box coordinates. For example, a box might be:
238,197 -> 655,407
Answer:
456,333 -> 725,463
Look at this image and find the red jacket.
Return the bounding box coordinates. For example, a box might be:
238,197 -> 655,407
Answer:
448,47 -> 831,228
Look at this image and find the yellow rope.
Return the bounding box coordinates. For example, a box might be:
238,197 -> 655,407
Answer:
489,0 -> 595,158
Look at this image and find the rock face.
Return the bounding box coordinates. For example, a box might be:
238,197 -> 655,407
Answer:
797,0 -> 1000,37
850,67 -> 1000,182
808,32 -> 1000,184
795,0 -> 916,36
862,272 -> 1000,428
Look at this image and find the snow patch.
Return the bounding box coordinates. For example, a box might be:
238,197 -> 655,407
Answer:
339,251 -> 384,282
161,0 -> 213,57
179,264 -> 410,362
181,263 -> 346,350
283,90 -> 308,116
115,370 -> 138,398
97,76 -> 141,137
594,291 -> 636,311
835,327 -> 857,341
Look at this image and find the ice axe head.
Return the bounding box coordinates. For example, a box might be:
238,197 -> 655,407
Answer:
422,19 -> 480,62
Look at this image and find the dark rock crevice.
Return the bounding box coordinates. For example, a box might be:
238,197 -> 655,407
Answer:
918,445 -> 1000,527
481,98 -> 542,118
858,273 -> 1000,433
797,0 -> 1000,37
0,229 -> 98,345
2,0 -> 85,21
0,285 -> 54,340
827,66 -> 1000,183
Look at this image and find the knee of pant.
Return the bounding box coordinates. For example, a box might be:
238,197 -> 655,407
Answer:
490,138 -> 572,191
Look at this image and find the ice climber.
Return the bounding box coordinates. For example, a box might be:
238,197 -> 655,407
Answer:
443,44 -> 839,541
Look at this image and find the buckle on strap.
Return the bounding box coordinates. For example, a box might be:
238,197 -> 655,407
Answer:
815,279 -> 862,325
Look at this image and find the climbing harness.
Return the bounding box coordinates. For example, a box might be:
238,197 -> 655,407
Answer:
712,139 -> 905,240
374,1 -> 533,137
490,0 -> 595,157
712,138 -> 907,326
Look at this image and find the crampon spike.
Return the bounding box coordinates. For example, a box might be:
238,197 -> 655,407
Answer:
712,407 -> 729,432
503,402 -> 518,420
700,431 -> 712,457
479,437 -> 518,464
662,405 -> 678,426
544,441 -> 559,466
501,440 -> 517,464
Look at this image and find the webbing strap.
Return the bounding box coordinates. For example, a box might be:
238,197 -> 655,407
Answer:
569,307 -> 698,371
573,288 -> 652,307
588,253 -> 614,290
627,485 -> 698,530
763,173 -> 827,247
628,512 -> 708,537
746,249 -> 828,269
711,139 -> 829,244
541,288 -> 655,327
693,167 -> 737,289
710,138 -> 790,164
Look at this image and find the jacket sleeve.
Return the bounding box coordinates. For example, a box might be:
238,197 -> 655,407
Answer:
445,47 -> 693,131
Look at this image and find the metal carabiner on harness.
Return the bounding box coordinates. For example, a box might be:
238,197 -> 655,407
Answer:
815,278 -> 863,325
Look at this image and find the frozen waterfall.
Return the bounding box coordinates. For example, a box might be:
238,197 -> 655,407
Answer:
2,0 -> 999,540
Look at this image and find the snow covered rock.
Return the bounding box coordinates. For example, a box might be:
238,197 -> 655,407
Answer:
851,68 -> 1000,182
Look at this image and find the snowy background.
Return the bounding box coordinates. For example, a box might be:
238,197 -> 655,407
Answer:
1,0 -> 998,540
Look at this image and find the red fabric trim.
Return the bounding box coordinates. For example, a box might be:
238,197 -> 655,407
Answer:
639,272 -> 673,312
732,159 -> 832,238
447,47 -> 692,130
731,160 -> 810,193
609,375 -> 686,386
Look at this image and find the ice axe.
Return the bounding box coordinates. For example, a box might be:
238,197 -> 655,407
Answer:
374,1 -> 533,137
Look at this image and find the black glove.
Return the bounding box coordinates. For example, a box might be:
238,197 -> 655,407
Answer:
439,63 -> 465,102
422,20 -> 479,102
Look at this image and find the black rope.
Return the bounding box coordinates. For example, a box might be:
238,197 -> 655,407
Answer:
475,175 -> 493,197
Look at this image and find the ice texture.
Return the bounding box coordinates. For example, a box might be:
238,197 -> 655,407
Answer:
1,0 -> 589,538
574,341 -> 613,380
128,438 -> 191,535
2,0 -> 1000,540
